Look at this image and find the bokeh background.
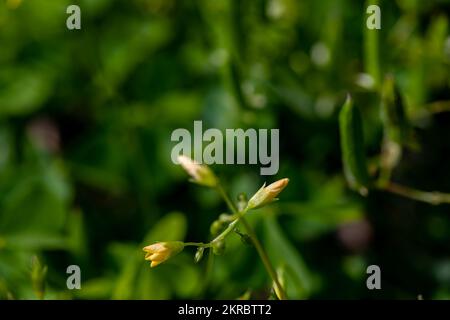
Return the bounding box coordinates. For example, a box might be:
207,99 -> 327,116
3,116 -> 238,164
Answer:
0,0 -> 449,299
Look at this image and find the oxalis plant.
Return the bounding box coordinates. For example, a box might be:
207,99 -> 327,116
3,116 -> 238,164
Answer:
340,75 -> 450,205
143,155 -> 289,300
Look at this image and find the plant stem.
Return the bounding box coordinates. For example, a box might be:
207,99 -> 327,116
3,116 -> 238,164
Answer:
381,182 -> 450,205
239,216 -> 287,300
215,184 -> 287,300
184,242 -> 212,248
426,100 -> 450,115
412,100 -> 450,122
211,219 -> 240,243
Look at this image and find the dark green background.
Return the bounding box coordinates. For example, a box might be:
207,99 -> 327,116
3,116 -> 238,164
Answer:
0,0 -> 449,299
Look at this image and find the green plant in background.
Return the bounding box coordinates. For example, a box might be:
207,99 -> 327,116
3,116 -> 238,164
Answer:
339,95 -> 370,196
340,80 -> 450,205
143,155 -> 290,300
0,0 -> 449,300
30,255 -> 47,300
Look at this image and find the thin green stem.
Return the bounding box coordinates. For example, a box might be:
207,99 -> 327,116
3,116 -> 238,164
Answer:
380,182 -> 450,205
184,242 -> 212,248
426,100 -> 450,115
376,139 -> 402,188
239,216 -> 287,300
215,184 -> 287,300
211,219 -> 240,243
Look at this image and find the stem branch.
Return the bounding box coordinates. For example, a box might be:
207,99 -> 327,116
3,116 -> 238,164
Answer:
381,182 -> 450,205
215,184 -> 287,299
184,242 -> 212,248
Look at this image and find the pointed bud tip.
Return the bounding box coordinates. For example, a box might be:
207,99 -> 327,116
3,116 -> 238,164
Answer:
246,178 -> 290,210
176,155 -> 217,187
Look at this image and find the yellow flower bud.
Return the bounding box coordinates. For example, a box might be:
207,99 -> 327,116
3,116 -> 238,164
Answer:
143,241 -> 184,267
246,178 -> 289,210
177,155 -> 218,187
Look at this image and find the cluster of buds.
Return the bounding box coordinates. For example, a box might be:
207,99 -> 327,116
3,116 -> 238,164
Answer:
143,156 -> 289,269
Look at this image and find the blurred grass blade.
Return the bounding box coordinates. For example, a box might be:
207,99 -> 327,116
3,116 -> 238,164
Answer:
31,256 -> 47,300
339,95 -> 370,195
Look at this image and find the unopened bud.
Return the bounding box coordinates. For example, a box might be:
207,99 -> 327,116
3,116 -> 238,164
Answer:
246,178 -> 289,210
143,241 -> 185,267
177,155 -> 217,187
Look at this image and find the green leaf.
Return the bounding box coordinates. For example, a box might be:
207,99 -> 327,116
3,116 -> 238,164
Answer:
3,233 -> 67,251
263,215 -> 313,299
0,68 -> 53,117
113,258 -> 141,299
381,75 -> 416,149
142,211 -> 187,245
135,265 -> 170,299
0,179 -> 65,235
66,210 -> 88,259
281,202 -> 363,241
73,277 -> 114,300
339,95 -> 370,195
111,212 -> 188,299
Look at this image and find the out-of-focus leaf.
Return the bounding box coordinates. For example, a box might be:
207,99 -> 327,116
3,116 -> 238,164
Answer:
111,212 -> 188,299
98,19 -> 172,90
110,244 -> 141,300
3,233 -> 67,251
73,277 -> 114,300
142,211 -> 187,245
381,75 -> 416,148
167,257 -> 202,298
281,202 -> 363,240
66,210 -> 88,259
0,68 -> 53,117
135,265 -> 171,300
0,160 -> 70,237
339,95 -> 370,195
426,15 -> 448,61
0,127 -> 12,173
263,215 -> 313,299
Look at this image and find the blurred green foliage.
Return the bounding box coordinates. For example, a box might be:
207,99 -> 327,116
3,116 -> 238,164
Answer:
0,0 -> 449,299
